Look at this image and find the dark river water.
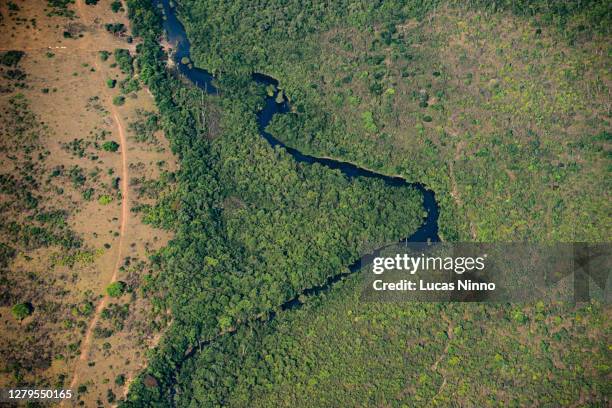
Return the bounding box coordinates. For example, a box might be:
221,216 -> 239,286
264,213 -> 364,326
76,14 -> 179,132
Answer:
157,0 -> 440,304
148,1 -> 445,397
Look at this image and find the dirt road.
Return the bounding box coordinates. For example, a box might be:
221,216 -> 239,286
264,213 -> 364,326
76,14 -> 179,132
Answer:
67,0 -> 131,393
68,109 -> 129,387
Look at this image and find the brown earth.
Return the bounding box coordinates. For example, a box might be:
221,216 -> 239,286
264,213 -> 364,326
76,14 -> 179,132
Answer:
0,0 -> 176,406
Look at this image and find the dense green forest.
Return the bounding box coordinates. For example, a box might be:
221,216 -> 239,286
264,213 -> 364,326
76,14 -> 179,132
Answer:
123,0 -> 424,404
175,275 -> 609,407
121,0 -> 610,406
177,0 -> 611,242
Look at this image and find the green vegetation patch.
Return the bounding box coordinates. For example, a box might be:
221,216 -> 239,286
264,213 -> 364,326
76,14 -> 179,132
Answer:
174,277 -> 611,407
114,49 -> 133,75
176,0 -> 611,243
102,140 -> 120,152
0,50 -> 24,67
112,95 -> 125,106
111,1 -> 123,12
47,0 -> 76,18
11,302 -> 33,321
129,109 -> 160,143
106,281 -> 127,297
121,1 -> 426,403
121,0 -> 611,405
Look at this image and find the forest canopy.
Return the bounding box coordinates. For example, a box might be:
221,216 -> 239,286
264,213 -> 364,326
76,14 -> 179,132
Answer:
176,0 -> 611,242
123,0 -> 426,404
121,0 -> 610,406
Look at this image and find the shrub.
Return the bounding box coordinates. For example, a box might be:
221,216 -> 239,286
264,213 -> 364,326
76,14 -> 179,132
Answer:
106,281 -> 126,297
106,79 -> 116,88
98,195 -> 113,205
119,78 -> 140,94
107,389 -> 116,403
0,243 -> 16,268
361,111 -> 378,133
99,51 -> 110,61
105,23 -> 126,35
128,110 -> 160,143
512,310 -> 528,324
0,50 -> 24,67
69,166 -> 86,187
110,1 -> 122,12
11,302 -> 33,320
102,141 -> 120,152
82,188 -> 95,201
113,49 -> 133,75
79,301 -> 94,316
112,95 -> 125,106
115,374 -> 125,386
94,327 -> 113,338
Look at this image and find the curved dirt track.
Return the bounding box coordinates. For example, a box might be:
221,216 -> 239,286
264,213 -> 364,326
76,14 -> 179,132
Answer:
67,0 -> 131,394
68,110 -> 129,388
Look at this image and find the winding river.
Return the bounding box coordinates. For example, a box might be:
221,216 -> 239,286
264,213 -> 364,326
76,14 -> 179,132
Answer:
148,0 -> 443,396
158,0 -> 440,305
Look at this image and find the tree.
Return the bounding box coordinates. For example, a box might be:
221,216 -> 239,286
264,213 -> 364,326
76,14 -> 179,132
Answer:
115,374 -> 126,386
0,50 -> 24,67
110,1 -> 122,13
112,95 -> 125,106
105,23 -> 126,35
102,141 -> 120,152
11,302 -> 33,320
106,281 -> 126,297
113,49 -> 133,75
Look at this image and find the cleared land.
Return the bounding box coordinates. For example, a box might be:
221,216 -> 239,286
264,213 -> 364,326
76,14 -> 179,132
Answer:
0,0 -> 176,405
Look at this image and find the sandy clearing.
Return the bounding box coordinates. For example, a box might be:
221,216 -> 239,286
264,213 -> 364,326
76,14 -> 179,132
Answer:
68,108 -> 129,388
66,0 -> 131,395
